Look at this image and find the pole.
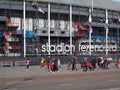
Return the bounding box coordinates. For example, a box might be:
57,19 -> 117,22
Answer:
106,27 -> 108,58
91,0 -> 93,12
70,5 -> 72,55
89,27 -> 92,56
118,28 -> 120,58
105,9 -> 108,58
89,6 -> 92,56
23,0 -> 26,57
48,3 -> 50,56
89,8 -> 92,23
106,9 -> 108,24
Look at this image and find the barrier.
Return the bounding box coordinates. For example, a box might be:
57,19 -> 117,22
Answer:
0,61 -> 13,67
14,61 -> 27,66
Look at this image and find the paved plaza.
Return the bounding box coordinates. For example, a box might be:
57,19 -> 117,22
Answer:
0,63 -> 119,82
0,63 -> 120,90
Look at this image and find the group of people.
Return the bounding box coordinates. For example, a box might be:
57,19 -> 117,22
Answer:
80,57 -> 111,72
66,59 -> 78,71
26,56 -> 120,72
40,57 -> 61,73
81,59 -> 95,72
65,56 -> 111,72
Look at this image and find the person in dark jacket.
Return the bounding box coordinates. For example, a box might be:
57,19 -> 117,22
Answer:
92,58 -> 96,69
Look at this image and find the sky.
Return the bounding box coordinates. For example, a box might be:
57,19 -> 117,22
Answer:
112,0 -> 120,2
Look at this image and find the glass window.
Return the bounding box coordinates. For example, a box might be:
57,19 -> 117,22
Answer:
39,19 -> 44,28
39,2 -> 48,8
11,17 -> 21,30
50,19 -> 55,28
29,18 -> 33,30
51,4 -> 69,10
72,6 -> 80,11
93,8 -> 105,14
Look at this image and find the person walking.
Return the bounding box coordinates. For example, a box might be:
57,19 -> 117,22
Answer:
57,58 -> 61,71
72,59 -> 76,71
81,60 -> 87,72
26,59 -> 30,71
40,57 -> 46,68
66,60 -> 70,70
88,60 -> 94,71
115,58 -> 120,68
92,58 -> 96,69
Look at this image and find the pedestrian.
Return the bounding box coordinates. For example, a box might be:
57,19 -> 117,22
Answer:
92,58 -> 96,69
66,61 -> 70,70
81,59 -> 87,72
100,57 -> 104,69
40,57 -> 45,68
88,60 -> 94,71
47,60 -> 50,71
115,58 -> 120,68
85,58 -> 89,71
57,58 -> 61,71
107,61 -> 110,68
103,58 -> 108,69
52,58 -> 58,73
26,59 -> 30,71
72,58 -> 77,71
118,58 -> 120,68
53,58 -> 58,72
97,57 -> 101,68
48,60 -> 53,72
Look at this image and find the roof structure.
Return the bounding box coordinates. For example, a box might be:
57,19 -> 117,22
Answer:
27,0 -> 120,11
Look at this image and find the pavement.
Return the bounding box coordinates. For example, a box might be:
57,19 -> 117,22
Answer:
0,63 -> 120,83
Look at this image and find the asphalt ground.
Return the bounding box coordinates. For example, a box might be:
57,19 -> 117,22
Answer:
0,63 -> 120,83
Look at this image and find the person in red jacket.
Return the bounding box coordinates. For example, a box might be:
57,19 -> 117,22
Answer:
118,59 -> 120,68
115,59 -> 118,68
88,60 -> 94,71
48,60 -> 53,72
66,61 -> 70,70
115,58 -> 120,68
81,59 -> 87,72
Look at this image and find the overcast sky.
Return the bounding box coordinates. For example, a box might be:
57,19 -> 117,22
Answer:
112,0 -> 120,2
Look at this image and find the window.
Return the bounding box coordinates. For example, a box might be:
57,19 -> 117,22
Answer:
73,6 -> 89,12
42,31 -> 46,33
50,31 -> 54,34
61,31 -> 65,34
51,4 -> 69,10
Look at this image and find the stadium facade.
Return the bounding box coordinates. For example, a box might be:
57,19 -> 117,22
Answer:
0,0 -> 120,60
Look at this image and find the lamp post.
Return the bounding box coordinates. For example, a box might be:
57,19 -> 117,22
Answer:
23,0 -> 26,57
88,0 -> 93,56
105,27 -> 109,58
48,2 -> 50,56
105,9 -> 108,58
89,27 -> 92,56
70,5 -> 72,55
92,0 -> 93,12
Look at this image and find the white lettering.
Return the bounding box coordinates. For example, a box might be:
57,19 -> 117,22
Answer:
42,45 -> 46,52
41,43 -> 117,53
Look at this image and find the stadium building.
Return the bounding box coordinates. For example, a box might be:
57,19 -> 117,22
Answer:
0,0 -> 120,65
